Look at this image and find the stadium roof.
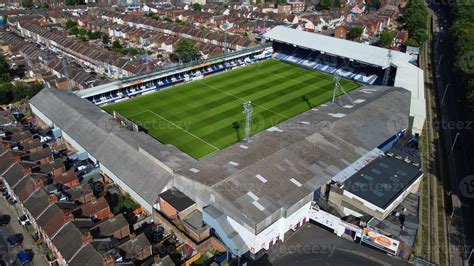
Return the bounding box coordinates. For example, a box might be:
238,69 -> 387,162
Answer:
175,86 -> 412,234
343,155 -> 422,209
75,45 -> 269,99
30,88 -> 195,209
264,26 -> 426,134
264,26 -> 412,69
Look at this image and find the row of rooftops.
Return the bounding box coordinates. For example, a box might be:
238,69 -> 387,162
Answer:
101,12 -> 256,49
83,18 -> 225,58
0,31 -> 105,90
17,22 -> 148,76
0,113 -> 157,265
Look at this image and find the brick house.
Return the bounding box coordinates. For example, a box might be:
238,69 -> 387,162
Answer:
79,196 -> 111,221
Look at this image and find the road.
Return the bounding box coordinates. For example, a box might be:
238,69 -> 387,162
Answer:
0,197 -> 47,266
261,223 -> 409,266
428,1 -> 474,265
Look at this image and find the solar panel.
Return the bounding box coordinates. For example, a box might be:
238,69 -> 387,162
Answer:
397,170 -> 408,176
363,174 -> 373,181
371,168 -> 382,175
373,190 -> 384,197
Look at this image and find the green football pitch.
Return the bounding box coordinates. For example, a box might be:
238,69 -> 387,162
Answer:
103,59 -> 360,159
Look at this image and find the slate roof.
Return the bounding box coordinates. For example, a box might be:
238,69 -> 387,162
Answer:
30,88 -> 194,209
176,86 -> 412,233
91,213 -> 129,237
69,244 -> 104,266
52,222 -> 84,262
23,188 -> 51,219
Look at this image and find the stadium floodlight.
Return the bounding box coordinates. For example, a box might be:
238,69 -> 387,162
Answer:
382,49 -> 393,86
243,101 -> 253,143
332,73 -> 353,106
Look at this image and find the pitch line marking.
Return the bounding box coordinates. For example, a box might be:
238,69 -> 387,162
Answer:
196,80 -> 289,120
146,110 -> 220,151
128,110 -> 151,118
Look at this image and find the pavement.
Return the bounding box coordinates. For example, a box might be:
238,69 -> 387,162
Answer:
0,197 -> 47,266
260,223 -> 409,266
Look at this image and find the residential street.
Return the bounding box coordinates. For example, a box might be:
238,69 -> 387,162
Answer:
428,2 -> 474,265
0,197 -> 47,266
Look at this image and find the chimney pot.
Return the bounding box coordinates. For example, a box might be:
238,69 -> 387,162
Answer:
47,194 -> 58,204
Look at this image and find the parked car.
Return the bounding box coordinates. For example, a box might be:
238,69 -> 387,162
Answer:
16,250 -> 33,265
18,215 -> 30,226
0,215 -> 11,226
7,233 -> 24,247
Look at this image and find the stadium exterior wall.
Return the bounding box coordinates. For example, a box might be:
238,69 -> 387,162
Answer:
29,103 -> 156,214
227,199 -> 312,254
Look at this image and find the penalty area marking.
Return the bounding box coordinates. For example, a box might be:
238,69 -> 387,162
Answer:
146,110 -> 220,152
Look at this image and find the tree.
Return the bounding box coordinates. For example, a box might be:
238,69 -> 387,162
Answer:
102,34 -> 110,44
112,194 -> 139,214
379,29 -> 394,48
192,3 -> 202,11
112,40 -> 123,49
349,26 -> 364,41
365,0 -> 381,9
65,0 -> 84,6
174,38 -> 200,63
65,20 -> 77,30
0,73 -> 11,83
69,26 -> 79,35
87,31 -> 102,40
0,83 -> 14,105
400,0 -> 428,46
405,38 -> 420,47
21,0 -> 33,8
0,54 -> 9,75
318,0 -> 339,10
78,28 -> 88,36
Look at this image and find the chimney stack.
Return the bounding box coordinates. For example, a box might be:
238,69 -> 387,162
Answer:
22,166 -> 32,176
47,194 -> 58,204
82,231 -> 93,245
34,177 -> 44,189
103,255 -> 115,266
63,210 -> 74,223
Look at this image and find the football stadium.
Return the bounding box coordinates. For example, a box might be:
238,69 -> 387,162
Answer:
103,59 -> 359,158
30,26 -> 426,259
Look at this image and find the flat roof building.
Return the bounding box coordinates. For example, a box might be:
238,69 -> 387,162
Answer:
328,150 -> 423,220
